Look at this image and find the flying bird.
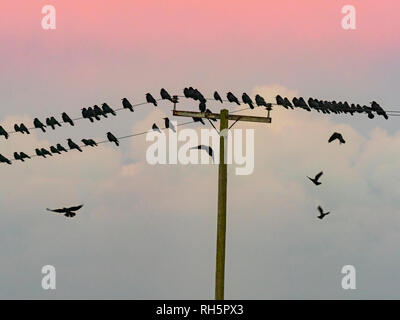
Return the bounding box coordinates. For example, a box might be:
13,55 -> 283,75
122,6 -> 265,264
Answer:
62,112 -> 74,126
68,138 -> 83,152
107,132 -> 119,146
317,206 -> 330,220
102,103 -> 116,116
307,171 -> 323,186
82,139 -> 97,147
46,204 -> 83,218
34,118 -> 46,132
328,132 -> 346,144
227,92 -> 240,105
152,123 -> 161,133
0,154 -> 11,165
146,93 -> 158,106
122,98 -> 134,112
160,88 -> 173,102
190,145 -> 215,162
214,91 -> 223,103
163,117 -> 176,132
50,146 -> 61,154
242,93 -> 254,109
56,143 -> 68,153
0,126 -> 9,139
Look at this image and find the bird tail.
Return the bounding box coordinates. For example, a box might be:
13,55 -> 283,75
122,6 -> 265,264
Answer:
116,141 -> 120,146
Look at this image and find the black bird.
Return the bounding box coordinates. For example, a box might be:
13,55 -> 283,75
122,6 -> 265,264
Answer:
14,152 -> 22,162
152,123 -> 161,133
255,94 -> 267,107
20,152 -> 30,160
50,146 -> 61,154
94,105 -> 107,119
68,139 -> 83,152
283,97 -> 293,109
160,88 -> 173,102
107,132 -> 119,146
206,109 -> 217,122
82,139 -> 97,147
41,148 -> 52,157
328,132 -> 346,144
307,171 -> 323,186
0,125 -> 9,139
19,123 -> 30,134
46,118 -> 55,130
88,107 -> 100,121
62,112 -> 74,126
51,117 -> 61,128
190,145 -> 215,162
242,93 -> 254,109
46,205 -> 83,218
371,101 -> 388,119
82,108 -> 93,122
214,91 -> 223,103
35,148 -> 46,158
163,117 -> 176,132
146,93 -> 158,106
317,206 -> 330,220
227,92 -> 240,105
199,100 -> 206,112
0,154 -> 11,165
14,124 -> 22,134
34,118 -> 46,132
192,117 -> 205,125
122,98 -> 134,112
183,87 -> 190,98
56,143 -> 68,153
276,95 -> 284,106
102,103 -> 116,116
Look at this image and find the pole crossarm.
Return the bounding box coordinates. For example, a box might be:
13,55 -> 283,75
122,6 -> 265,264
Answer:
173,110 -> 271,123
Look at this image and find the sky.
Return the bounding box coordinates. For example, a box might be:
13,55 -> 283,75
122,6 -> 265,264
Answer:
0,0 -> 400,299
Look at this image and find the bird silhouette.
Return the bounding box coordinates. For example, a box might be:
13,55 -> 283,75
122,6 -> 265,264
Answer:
122,98 -> 134,112
214,91 -> 223,103
20,123 -> 30,134
307,171 -> 323,186
82,108 -> 93,122
152,123 -> 161,133
283,97 -> 293,109
14,124 -> 22,134
68,139 -> 83,152
50,146 -> 61,154
14,152 -> 23,162
34,118 -> 46,132
56,143 -> 68,153
242,93 -> 254,109
190,145 -> 215,162
51,117 -> 61,128
94,105 -> 107,119
0,154 -> 11,165
206,109 -> 217,122
199,100 -> 206,112
0,125 -> 9,139
46,118 -> 55,130
317,206 -> 330,220
227,92 -> 240,105
328,132 -> 346,144
46,204 -> 83,218
371,101 -> 388,119
146,93 -> 158,106
102,103 -> 116,116
163,117 -> 176,132
255,94 -> 267,107
192,117 -> 205,125
89,107 -> 100,121
20,152 -> 30,160
41,148 -> 52,157
183,87 -> 190,98
62,112 -> 74,126
107,132 -> 119,146
160,88 -> 173,102
35,148 -> 46,158
82,139 -> 97,147
276,95 -> 284,106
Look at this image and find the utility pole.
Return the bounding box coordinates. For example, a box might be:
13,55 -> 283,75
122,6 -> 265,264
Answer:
173,102 -> 271,300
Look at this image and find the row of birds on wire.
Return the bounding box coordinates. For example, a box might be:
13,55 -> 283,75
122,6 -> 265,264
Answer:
0,88 -> 390,142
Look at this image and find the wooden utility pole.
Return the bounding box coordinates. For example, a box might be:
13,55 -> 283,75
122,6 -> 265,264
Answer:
173,106 -> 271,300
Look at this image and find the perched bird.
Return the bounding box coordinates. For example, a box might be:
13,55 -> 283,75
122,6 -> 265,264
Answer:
82,108 -> 93,122
307,171 -> 323,186
34,118 -> 46,132
206,108 -> 217,122
122,98 -> 134,112
46,205 -> 83,218
214,91 -> 223,103
152,123 -> 161,133
19,123 -> 30,134
67,138 -> 83,152
255,94 -> 267,107
50,146 -> 61,154
183,87 -> 190,98
0,154 -> 11,165
328,132 -> 346,144
14,152 -> 22,162
35,148 -> 46,158
190,145 -> 215,162
62,112 -> 74,126
146,93 -> 158,106
107,132 -> 119,146
160,88 -> 173,102
14,124 -> 22,134
46,118 -> 55,130
199,100 -> 206,112
94,105 -> 107,119
371,101 -> 388,120
82,139 -> 97,147
192,117 -> 205,125
0,125 -> 9,139
102,103 -> 116,116
41,148 -> 52,157
88,107 -> 100,121
242,93 -> 254,109
227,92 -> 240,105
56,143 -> 68,153
164,117 -> 176,132
283,97 -> 293,109
51,117 -> 61,128
276,95 -> 284,106
317,206 -> 330,220
20,152 -> 30,160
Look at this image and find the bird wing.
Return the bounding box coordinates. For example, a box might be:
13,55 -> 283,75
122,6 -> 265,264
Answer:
328,132 -> 338,142
317,206 -> 323,214
67,204 -> 83,212
47,208 -> 67,213
315,171 -> 323,180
